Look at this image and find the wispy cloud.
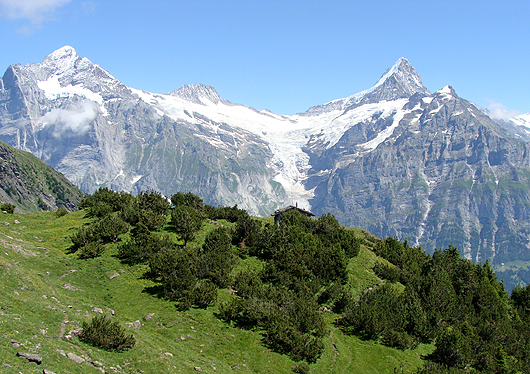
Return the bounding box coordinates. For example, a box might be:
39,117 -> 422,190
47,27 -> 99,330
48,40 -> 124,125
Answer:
487,100 -> 520,121
0,0 -> 71,32
39,101 -> 98,137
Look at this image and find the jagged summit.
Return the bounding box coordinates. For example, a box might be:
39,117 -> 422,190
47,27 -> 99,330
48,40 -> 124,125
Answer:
370,57 -> 429,97
302,57 -> 430,116
39,46 -> 81,76
168,83 -> 227,105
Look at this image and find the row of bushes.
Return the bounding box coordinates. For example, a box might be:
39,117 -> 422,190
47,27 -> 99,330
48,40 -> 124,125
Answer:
341,237 -> 530,373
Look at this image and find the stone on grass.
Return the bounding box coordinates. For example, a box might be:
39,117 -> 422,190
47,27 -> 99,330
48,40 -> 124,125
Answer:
62,283 -> 79,291
67,352 -> 85,364
92,307 -> 103,314
16,352 -> 42,365
133,320 -> 141,330
144,313 -> 155,320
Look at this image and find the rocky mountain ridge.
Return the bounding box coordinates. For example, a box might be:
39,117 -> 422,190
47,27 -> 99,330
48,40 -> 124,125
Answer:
1,46 -> 530,266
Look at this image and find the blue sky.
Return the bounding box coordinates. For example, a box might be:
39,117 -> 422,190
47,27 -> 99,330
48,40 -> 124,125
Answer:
1,0 -> 528,116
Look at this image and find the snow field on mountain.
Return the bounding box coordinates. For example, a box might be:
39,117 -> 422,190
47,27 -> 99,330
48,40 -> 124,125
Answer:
130,87 -> 409,207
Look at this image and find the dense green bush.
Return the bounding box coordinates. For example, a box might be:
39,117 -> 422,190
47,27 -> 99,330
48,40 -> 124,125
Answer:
373,261 -> 401,283
80,315 -> 135,351
70,223 -> 100,250
80,187 -> 134,218
292,362 -> 311,374
55,207 -> 68,218
171,191 -> 204,211
118,223 -> 175,264
149,246 -> 199,301
96,214 -> 129,243
199,226 -> 236,287
171,205 -> 204,245
341,238 -> 530,373
0,202 -> 15,214
137,189 -> 170,215
78,241 -> 105,259
184,280 -> 218,309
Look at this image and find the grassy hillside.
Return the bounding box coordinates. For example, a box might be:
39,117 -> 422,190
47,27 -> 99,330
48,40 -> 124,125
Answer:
0,140 -> 84,212
0,210 -> 432,373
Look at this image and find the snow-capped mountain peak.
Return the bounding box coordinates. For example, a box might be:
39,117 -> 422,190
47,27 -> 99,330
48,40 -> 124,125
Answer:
168,83 -> 227,105
302,57 -> 429,117
40,46 -> 80,76
372,57 -> 426,95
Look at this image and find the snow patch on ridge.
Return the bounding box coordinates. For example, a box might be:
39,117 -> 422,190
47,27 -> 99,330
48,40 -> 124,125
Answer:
511,113 -> 530,129
359,106 -> 408,150
38,75 -> 103,104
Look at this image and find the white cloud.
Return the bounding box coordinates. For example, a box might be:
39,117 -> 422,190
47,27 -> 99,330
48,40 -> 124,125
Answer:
487,101 -> 520,121
0,0 -> 71,30
39,101 -> 97,137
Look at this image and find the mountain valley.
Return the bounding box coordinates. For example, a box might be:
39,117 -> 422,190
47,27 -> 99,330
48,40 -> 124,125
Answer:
2,46 -> 530,273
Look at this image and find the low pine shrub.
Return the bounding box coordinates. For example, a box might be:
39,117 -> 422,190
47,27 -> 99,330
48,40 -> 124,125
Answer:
78,241 -> 105,259
0,203 -> 15,214
55,207 -> 68,218
80,315 -> 135,351
293,362 -> 311,373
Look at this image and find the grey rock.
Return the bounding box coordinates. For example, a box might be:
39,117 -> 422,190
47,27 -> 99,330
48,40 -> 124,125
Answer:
16,352 -> 42,365
66,352 -> 85,364
144,313 -> 155,320
92,307 -> 103,314
62,283 -> 79,291
68,328 -> 83,336
133,320 -> 141,330
43,369 -> 57,374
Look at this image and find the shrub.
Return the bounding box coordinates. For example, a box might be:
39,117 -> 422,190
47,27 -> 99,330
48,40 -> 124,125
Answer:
373,262 -> 401,283
137,189 -> 171,215
188,280 -> 218,309
199,226 -> 235,287
55,207 -> 68,218
293,362 -> 311,374
0,203 -> 15,214
80,315 -> 135,351
96,214 -> 129,243
78,241 -> 105,259
171,191 -> 204,211
70,224 -> 100,250
118,224 -> 175,264
171,205 -> 204,246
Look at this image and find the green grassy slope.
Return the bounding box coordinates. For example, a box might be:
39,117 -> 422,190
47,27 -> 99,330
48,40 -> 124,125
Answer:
0,211 -> 432,373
